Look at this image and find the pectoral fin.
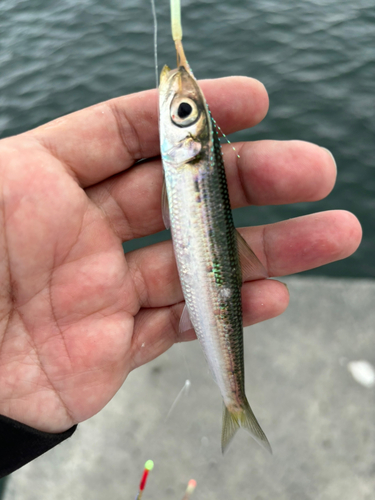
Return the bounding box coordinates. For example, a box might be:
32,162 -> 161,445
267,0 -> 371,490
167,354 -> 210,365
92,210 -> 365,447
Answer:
236,230 -> 268,282
179,304 -> 194,333
162,137 -> 201,165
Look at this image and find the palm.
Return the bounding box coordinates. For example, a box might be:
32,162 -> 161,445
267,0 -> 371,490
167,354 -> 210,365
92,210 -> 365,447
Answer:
0,78 -> 361,433
0,144 -> 138,432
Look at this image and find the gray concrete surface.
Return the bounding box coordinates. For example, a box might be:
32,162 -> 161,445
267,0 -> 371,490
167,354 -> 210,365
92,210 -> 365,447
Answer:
3,277 -> 375,500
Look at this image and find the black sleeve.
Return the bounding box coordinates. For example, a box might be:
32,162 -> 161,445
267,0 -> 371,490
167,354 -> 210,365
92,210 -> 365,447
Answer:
0,414 -> 77,478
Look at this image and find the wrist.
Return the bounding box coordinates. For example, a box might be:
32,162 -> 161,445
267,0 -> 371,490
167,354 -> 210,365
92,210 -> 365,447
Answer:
0,402 -> 74,434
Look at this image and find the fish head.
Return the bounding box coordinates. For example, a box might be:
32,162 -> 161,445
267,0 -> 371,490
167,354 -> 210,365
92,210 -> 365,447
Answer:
159,64 -> 211,168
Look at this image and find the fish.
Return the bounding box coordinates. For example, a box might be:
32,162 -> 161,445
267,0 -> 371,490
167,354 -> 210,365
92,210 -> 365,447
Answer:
158,0 -> 271,454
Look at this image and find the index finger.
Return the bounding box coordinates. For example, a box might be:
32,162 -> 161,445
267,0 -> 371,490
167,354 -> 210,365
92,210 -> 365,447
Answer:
27,76 -> 268,187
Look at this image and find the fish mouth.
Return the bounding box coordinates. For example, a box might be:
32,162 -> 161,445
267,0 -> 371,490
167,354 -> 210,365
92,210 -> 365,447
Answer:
159,66 -> 187,101
160,65 -> 177,87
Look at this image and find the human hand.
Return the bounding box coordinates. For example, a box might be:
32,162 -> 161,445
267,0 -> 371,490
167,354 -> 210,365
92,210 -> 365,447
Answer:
0,77 -> 361,433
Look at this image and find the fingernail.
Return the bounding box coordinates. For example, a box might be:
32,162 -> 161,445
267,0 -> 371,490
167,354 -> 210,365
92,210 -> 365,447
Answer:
280,281 -> 289,292
321,147 -> 337,172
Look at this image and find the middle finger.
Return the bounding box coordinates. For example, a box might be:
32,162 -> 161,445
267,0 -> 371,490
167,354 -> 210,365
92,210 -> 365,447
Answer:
87,140 -> 336,241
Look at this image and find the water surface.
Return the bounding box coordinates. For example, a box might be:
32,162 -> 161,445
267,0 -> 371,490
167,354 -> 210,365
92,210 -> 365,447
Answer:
0,0 -> 374,277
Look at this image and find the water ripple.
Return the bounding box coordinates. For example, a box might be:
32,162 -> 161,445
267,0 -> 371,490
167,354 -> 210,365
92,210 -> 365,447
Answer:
0,0 -> 374,278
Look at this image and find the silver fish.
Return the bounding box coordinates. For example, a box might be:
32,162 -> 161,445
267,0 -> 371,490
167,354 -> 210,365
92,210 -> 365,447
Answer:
158,32 -> 271,453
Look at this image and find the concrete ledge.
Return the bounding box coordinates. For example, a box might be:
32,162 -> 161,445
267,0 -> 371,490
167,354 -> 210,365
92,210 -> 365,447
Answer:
4,277 -> 375,500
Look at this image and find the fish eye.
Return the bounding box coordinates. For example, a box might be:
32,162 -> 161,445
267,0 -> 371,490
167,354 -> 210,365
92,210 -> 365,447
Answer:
170,97 -> 199,127
178,102 -> 192,119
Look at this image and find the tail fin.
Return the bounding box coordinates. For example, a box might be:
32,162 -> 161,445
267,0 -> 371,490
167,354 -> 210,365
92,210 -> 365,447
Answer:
221,399 -> 272,454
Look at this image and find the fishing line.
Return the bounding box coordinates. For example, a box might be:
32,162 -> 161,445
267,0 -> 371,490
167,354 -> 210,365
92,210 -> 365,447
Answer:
171,0 -> 237,159
181,343 -> 192,380
165,378 -> 191,421
170,0 -> 182,41
209,110 -> 241,159
150,0 -> 159,87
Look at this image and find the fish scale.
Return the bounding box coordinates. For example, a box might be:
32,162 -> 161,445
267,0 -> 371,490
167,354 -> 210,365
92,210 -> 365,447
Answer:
158,0 -> 271,454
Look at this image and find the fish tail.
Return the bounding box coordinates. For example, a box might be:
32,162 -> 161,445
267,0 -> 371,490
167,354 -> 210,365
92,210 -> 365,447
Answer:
221,398 -> 272,454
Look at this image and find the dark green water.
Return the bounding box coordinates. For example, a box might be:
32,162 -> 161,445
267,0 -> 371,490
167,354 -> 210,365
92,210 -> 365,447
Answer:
0,479 -> 6,497
0,0 -> 374,278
